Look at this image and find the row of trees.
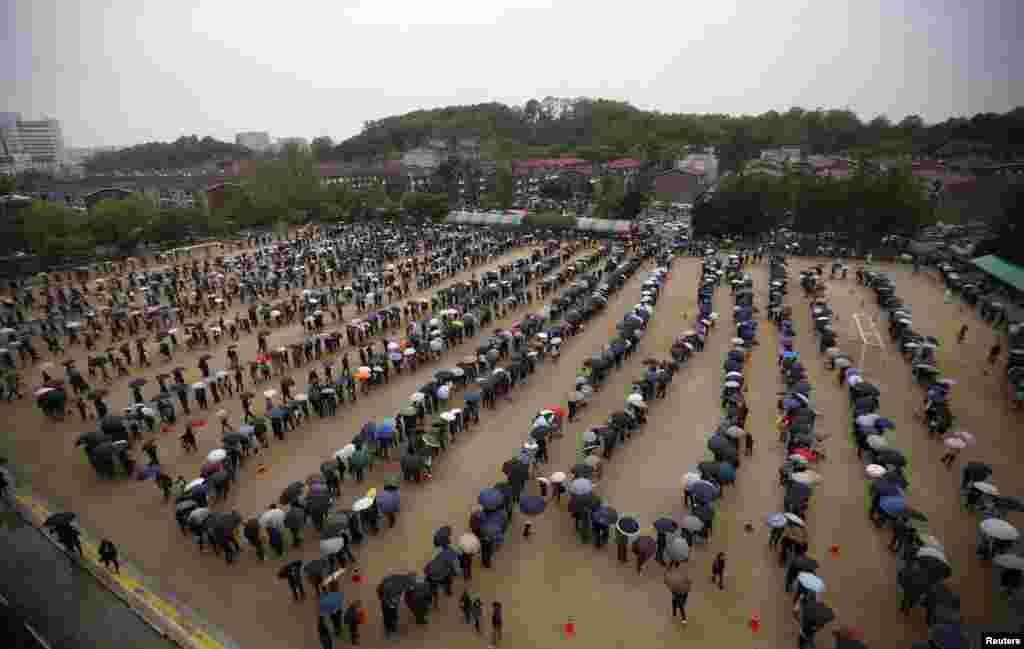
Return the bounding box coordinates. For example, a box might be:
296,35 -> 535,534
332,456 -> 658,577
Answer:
692,162 -> 934,248
83,135 -> 249,173
332,100 -> 1024,169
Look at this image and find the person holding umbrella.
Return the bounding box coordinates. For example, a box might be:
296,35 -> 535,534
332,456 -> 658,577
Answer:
665,570 -> 692,624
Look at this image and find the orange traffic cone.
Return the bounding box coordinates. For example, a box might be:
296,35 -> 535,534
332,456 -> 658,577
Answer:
564,617 -> 576,638
750,611 -> 761,633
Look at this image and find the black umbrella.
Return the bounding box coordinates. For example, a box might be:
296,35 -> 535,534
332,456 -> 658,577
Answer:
209,511 -> 242,537
502,459 -> 528,482
280,481 -> 306,504
801,600 -> 835,627
914,555 -> 952,584
76,431 -> 109,448
285,508 -> 307,530
304,557 -> 330,578
425,556 -> 454,581
170,384 -> 189,394
307,494 -> 332,514
433,526 -> 452,547
129,378 -> 148,388
44,512 -> 75,528
568,493 -> 601,514
377,573 -> 417,600
222,433 -> 247,446
875,449 -> 907,467
571,463 -> 594,479
790,555 -> 819,573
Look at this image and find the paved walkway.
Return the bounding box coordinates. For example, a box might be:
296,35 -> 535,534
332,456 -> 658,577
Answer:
10,489 -> 236,649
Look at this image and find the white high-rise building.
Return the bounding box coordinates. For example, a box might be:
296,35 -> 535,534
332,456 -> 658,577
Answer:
0,113 -> 65,173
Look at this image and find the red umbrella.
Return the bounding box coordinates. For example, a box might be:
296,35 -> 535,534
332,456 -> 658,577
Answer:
544,406 -> 567,418
191,419 -> 208,429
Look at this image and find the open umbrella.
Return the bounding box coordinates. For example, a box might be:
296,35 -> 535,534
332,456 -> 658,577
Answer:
592,506 -> 619,526
569,478 -> 593,496
653,517 -> 678,534
377,573 -> 417,600
797,572 -> 826,593
44,512 -> 76,528
458,533 -> 481,555
520,495 -> 546,516
376,490 -> 400,514
665,536 -> 690,562
681,515 -> 704,532
319,591 -> 345,616
617,516 -> 641,539
259,508 -> 286,529
981,518 -> 1020,541
664,570 -> 692,594
320,537 -> 346,555
632,535 -> 656,557
479,488 -> 504,511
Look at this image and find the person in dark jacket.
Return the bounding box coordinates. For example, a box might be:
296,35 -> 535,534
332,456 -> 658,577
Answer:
98,539 -> 120,573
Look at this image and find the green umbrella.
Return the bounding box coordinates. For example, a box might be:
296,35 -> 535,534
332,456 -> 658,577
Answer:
350,448 -> 369,467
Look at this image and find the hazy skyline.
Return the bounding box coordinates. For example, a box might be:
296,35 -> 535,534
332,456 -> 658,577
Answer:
4,0 -> 1022,148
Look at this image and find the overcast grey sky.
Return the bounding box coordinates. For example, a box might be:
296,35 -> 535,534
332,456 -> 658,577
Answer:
3,0 -> 1021,148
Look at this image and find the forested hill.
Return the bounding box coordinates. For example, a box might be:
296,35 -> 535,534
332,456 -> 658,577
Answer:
328,98 -> 1024,169
78,101 -> 1024,173
83,136 -> 249,173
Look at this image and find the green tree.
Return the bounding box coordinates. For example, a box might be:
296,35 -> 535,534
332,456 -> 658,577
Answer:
593,176 -> 625,218
21,201 -> 95,257
311,136 -> 335,161
88,194 -> 158,251
402,192 -> 450,221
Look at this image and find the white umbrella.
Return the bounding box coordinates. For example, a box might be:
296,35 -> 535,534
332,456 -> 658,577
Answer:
725,371 -> 743,379
944,437 -> 966,450
916,547 -> 948,564
723,381 -> 741,389
791,470 -> 823,486
723,426 -> 744,439
681,515 -> 704,532
186,478 -> 205,491
320,537 -> 346,554
458,533 -> 481,555
259,508 -> 286,529
191,382 -> 206,390
335,444 -> 356,461
865,464 -> 886,479
411,392 -> 425,403
207,449 -> 227,463
784,513 -> 805,527
627,393 -> 645,406
981,519 -> 1020,541
866,435 -> 888,450
681,472 -> 701,487
972,482 -> 999,496
994,554 -> 1024,571
797,572 -> 825,593
440,411 -> 456,422
264,389 -> 278,398
568,478 -> 593,496
665,536 -> 690,562
550,471 -> 567,484
353,496 -> 373,512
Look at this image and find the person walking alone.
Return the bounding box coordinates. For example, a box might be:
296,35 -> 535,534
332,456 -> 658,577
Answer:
711,552 -> 726,589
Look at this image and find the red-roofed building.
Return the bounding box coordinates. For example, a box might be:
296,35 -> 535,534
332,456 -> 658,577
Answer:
606,159 -> 643,171
653,168 -> 706,204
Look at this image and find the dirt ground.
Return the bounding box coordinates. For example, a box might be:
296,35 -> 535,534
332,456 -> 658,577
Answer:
4,253 -> 1020,649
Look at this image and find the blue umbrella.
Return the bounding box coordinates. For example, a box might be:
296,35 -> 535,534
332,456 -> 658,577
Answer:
269,407 -> 289,419
239,424 -> 254,435
873,480 -> 904,498
687,480 -> 720,503
717,463 -> 737,483
876,418 -> 895,431
376,489 -> 400,514
592,506 -> 619,526
519,495 -> 546,516
485,509 -> 508,529
479,488 -> 504,511
782,351 -> 798,359
319,591 -> 345,615
767,513 -> 787,529
782,398 -> 802,412
879,496 -> 907,515
653,517 -> 678,534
